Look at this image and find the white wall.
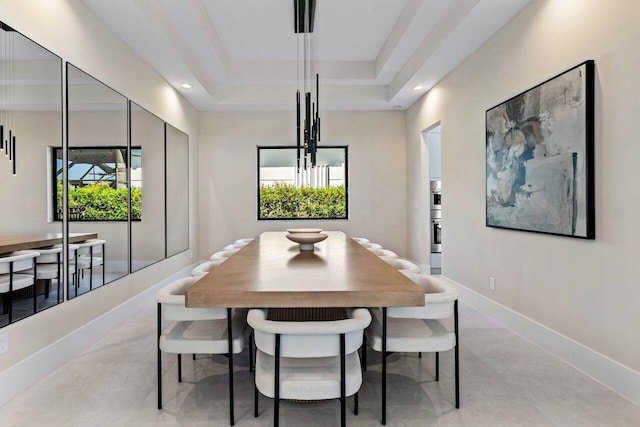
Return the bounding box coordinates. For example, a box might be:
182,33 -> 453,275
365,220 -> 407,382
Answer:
406,0 -> 640,372
198,110 -> 407,258
0,0 -> 198,372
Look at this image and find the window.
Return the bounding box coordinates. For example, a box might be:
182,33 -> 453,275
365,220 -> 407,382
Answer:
257,146 -> 348,220
52,147 -> 141,221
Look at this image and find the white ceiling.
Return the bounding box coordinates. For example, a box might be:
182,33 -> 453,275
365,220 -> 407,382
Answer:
81,0 -> 532,111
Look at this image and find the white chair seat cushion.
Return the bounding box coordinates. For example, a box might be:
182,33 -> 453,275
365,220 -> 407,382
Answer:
255,350 -> 362,400
366,308 -> 455,353
159,312 -> 247,355
26,264 -> 60,280
0,273 -> 35,293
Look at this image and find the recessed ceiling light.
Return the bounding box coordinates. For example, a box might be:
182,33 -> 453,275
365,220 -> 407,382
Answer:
392,105 -> 402,110
413,85 -> 424,91
180,83 -> 192,89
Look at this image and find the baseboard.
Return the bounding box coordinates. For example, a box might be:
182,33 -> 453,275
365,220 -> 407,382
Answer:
443,276 -> 640,406
0,263 -> 196,406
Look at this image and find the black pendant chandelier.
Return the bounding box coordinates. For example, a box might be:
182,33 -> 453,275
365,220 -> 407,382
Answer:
0,21 -> 17,175
294,0 -> 320,186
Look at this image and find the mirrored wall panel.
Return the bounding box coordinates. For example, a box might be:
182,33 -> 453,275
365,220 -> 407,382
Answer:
0,23 -> 63,327
165,124 -> 189,257
130,102 -> 165,272
66,63 -> 128,298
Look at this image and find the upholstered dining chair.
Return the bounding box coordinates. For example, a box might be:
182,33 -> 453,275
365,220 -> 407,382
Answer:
351,237 -> 370,244
26,245 -> 63,303
156,276 -> 247,426
364,273 -> 460,423
361,242 -> 383,250
76,239 -> 106,290
367,248 -> 399,258
379,256 -> 420,274
234,238 -> 254,246
0,250 -> 40,323
248,308 -> 371,427
209,248 -> 240,261
223,243 -> 241,251
190,259 -> 226,277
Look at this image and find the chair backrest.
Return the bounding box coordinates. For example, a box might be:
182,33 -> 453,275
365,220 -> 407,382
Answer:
223,243 -> 241,251
67,244 -> 79,262
361,242 -> 383,250
387,273 -> 459,319
248,308 -> 371,358
156,276 -> 228,321
380,256 -> 420,273
76,239 -> 106,256
352,237 -> 370,244
234,238 -> 254,246
368,248 -> 398,258
210,248 -> 239,261
191,259 -> 225,276
0,250 -> 40,273
35,245 -> 63,264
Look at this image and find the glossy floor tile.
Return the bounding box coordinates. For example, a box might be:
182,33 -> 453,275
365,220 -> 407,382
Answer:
1,303 -> 639,426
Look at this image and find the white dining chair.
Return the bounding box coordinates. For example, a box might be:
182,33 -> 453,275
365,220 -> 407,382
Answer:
0,250 -> 40,323
210,248 -> 240,261
367,248 -> 399,258
223,243 -> 241,251
361,242 -> 383,250
248,308 -> 371,427
379,256 -> 420,274
156,276 -> 247,425
25,245 -> 63,304
364,273 -> 460,422
234,238 -> 254,246
76,239 -> 106,291
351,237 -> 370,244
191,259 -> 225,277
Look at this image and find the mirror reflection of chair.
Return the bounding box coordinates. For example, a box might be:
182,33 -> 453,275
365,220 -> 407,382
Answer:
364,273 -> 460,423
379,256 -> 420,274
209,248 -> 240,261
156,276 -> 247,426
26,245 -> 63,304
0,250 -> 40,324
248,308 -> 371,427
367,248 -> 399,259
76,239 -> 106,291
190,259 -> 225,277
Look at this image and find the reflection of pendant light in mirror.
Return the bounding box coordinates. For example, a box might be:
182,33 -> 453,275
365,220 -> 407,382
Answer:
0,21 -> 17,175
294,0 -> 321,188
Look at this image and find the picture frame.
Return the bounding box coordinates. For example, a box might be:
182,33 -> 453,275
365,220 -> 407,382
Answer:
485,60 -> 595,239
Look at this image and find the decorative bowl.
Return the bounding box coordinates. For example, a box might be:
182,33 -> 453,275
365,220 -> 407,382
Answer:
286,232 -> 328,251
287,228 -> 322,234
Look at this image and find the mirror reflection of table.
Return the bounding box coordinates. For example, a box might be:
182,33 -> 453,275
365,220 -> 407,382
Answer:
0,232 -> 98,255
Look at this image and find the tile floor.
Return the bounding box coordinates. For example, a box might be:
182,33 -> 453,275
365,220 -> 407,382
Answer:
1,303 -> 639,426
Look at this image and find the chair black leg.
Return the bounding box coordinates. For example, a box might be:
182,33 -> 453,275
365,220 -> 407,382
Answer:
274,334 -> 281,427
454,300 -> 460,409
254,385 -> 259,417
362,333 -> 367,371
227,308 -> 235,426
354,392 -> 358,415
249,330 -> 254,373
192,354 -> 196,361
382,307 -> 387,425
340,333 -> 346,427
435,352 -> 439,381
157,303 -> 163,410
418,352 -> 422,358
178,354 -> 182,382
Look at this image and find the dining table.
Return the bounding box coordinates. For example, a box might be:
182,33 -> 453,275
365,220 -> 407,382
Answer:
186,230 -> 425,424
0,232 -> 98,255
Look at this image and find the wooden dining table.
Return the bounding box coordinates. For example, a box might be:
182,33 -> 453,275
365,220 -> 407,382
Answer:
186,230 -> 425,424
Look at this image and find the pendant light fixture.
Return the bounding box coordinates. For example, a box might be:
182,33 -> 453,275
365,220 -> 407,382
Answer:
294,0 -> 321,187
0,21 -> 17,175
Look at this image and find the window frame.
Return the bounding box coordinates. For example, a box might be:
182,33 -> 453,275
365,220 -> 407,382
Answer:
256,145 -> 349,221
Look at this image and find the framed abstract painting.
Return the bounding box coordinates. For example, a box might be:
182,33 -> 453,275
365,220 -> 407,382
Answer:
486,60 -> 595,239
